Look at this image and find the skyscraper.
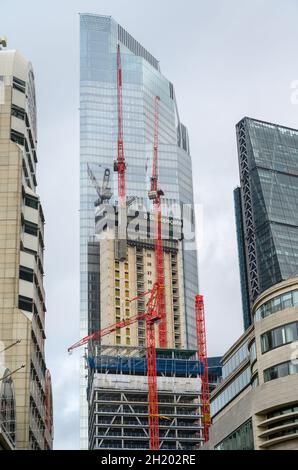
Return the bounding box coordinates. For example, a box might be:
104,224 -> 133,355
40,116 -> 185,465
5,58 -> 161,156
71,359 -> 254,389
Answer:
234,117 -> 298,330
80,14 -> 199,447
0,47 -> 53,449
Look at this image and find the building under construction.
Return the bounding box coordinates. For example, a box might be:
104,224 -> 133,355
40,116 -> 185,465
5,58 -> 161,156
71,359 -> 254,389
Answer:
79,14 -> 204,449
90,203 -> 186,350
88,346 -> 203,450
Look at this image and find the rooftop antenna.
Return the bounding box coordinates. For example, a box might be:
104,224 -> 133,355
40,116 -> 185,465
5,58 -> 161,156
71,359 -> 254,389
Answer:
0,37 -> 7,50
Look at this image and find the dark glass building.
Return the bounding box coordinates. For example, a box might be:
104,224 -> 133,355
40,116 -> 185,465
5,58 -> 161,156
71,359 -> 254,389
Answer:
234,117 -> 298,329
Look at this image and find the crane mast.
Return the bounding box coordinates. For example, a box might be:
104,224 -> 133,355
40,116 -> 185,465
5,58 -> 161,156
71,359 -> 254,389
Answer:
68,283 -> 161,450
148,96 -> 167,348
114,43 -> 126,206
195,294 -> 211,443
114,43 -> 127,260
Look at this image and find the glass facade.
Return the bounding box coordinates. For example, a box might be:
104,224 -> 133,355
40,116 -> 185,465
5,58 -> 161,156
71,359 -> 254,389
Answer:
80,14 -> 199,448
235,118 -> 298,329
215,419 -> 254,450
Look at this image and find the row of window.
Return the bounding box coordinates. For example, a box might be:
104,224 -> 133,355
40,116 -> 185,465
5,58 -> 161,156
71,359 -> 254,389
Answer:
211,367 -> 251,416
222,341 -> 249,379
255,289 -> 298,321
264,360 -> 298,382
261,321 -> 298,353
267,403 -> 298,419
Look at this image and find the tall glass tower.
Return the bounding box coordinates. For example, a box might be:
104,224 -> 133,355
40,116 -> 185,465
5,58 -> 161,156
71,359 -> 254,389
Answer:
234,117 -> 298,330
80,14 -> 199,447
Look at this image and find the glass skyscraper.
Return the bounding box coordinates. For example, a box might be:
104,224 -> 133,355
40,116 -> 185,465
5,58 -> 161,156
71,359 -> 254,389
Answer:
234,117 -> 298,330
80,14 -> 199,447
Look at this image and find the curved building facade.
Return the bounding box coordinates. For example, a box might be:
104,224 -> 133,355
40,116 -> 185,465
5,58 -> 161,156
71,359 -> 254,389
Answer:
204,277 -> 298,450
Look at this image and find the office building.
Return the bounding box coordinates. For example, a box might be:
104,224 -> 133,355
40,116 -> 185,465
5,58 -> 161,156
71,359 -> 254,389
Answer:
0,47 -> 53,449
204,276 -> 298,450
80,14 -> 199,447
234,117 -> 298,329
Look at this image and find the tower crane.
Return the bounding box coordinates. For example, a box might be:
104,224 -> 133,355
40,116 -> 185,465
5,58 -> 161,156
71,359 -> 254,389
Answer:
87,164 -> 112,206
113,44 -> 127,260
195,294 -> 211,443
113,43 -> 126,206
68,282 -> 161,450
148,96 -> 167,348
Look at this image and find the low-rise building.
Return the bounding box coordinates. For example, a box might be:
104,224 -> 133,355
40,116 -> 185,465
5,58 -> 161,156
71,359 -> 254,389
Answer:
204,277 -> 298,450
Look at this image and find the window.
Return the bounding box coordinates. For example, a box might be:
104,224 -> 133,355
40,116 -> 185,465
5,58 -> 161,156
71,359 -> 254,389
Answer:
261,322 -> 298,353
25,196 -> 38,209
11,129 -> 24,146
13,76 -> 26,93
18,295 -> 32,313
19,266 -> 34,283
249,341 -> 257,364
115,279 -> 120,287
11,104 -> 25,120
264,361 -> 298,383
125,281 -> 129,288
24,221 -> 38,236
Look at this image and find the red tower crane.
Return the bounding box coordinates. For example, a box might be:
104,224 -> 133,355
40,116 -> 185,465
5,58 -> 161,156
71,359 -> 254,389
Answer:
148,96 -> 167,348
68,283 -> 161,450
195,294 -> 211,443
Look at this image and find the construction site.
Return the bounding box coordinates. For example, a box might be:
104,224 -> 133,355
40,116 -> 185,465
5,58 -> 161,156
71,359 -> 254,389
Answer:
74,19 -> 213,450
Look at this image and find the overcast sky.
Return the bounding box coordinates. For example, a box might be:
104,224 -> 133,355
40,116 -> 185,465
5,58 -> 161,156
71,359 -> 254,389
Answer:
2,0 -> 298,449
